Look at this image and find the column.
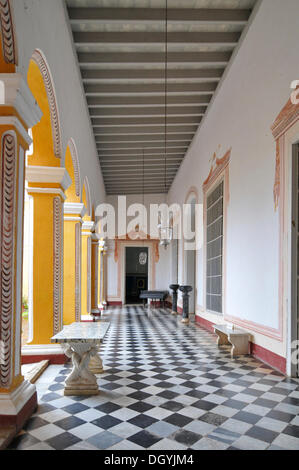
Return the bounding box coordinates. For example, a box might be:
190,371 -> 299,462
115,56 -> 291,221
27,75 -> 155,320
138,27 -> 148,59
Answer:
98,241 -> 107,310
81,221 -> 94,317
91,234 -> 101,318
63,202 -> 86,325
25,166 -> 71,348
0,74 -> 42,430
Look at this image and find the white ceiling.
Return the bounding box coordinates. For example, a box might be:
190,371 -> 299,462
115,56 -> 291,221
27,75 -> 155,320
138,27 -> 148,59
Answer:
66,0 -> 257,195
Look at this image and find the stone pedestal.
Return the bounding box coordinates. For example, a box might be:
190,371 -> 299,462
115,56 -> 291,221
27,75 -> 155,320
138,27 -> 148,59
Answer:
179,285 -> 193,324
51,321 -> 110,396
169,284 -> 180,315
89,349 -> 104,374
63,343 -> 99,396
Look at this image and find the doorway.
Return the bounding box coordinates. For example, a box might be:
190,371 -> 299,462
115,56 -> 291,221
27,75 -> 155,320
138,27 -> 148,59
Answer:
291,143 -> 299,377
125,247 -> 148,304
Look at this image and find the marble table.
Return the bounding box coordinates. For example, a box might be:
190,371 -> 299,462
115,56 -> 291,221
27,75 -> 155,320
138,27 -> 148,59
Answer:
51,322 -> 110,396
213,324 -> 250,358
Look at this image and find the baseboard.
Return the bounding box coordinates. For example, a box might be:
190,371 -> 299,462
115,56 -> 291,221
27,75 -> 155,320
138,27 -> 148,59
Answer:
21,354 -> 66,365
107,301 -> 122,306
21,344 -> 67,365
195,314 -> 215,333
195,314 -> 286,375
250,342 -> 286,375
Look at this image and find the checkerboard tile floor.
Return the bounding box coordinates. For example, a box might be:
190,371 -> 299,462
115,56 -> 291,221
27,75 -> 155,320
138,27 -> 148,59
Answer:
8,306 -> 299,450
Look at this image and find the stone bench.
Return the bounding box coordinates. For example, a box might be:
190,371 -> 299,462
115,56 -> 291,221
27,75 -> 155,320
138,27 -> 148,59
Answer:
213,324 -> 250,358
51,321 -> 110,396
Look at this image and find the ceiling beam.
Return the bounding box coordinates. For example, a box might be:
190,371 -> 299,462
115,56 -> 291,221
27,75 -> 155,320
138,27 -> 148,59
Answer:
96,134 -> 194,143
84,82 -> 217,95
92,116 -> 201,126
87,96 -> 210,106
100,158 -> 183,164
78,51 -> 232,65
101,160 -> 181,167
81,68 -> 224,81
93,125 -> 197,135
103,173 -> 177,179
98,141 -> 191,149
98,148 -> 187,156
68,7 -> 251,24
74,31 -> 240,46
89,106 -> 206,116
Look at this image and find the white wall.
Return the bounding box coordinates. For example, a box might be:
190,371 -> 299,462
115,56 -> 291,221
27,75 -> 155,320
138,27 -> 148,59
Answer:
106,194 -> 172,302
12,0 -> 106,208
168,0 -> 299,358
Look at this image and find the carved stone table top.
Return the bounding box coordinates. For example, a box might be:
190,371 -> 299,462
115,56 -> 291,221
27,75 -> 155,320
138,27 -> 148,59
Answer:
51,321 -> 110,344
213,324 -> 250,337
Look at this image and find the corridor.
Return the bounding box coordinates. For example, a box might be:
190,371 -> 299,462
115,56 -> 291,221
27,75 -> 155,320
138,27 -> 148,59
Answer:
8,307 -> 299,451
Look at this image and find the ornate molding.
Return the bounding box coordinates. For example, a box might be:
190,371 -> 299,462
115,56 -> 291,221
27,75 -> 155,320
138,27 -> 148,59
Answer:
83,176 -> 92,217
31,49 -> 62,159
26,165 -> 71,191
53,197 -> 63,335
203,148 -> 231,192
273,139 -> 281,211
114,231 -> 160,263
271,91 -> 299,210
271,92 -> 299,141
0,1 -> 16,65
184,186 -> 199,204
0,74 -> 42,129
82,220 -> 95,232
64,202 -> 86,218
68,139 -> 81,198
0,132 -> 16,388
75,222 -> 81,321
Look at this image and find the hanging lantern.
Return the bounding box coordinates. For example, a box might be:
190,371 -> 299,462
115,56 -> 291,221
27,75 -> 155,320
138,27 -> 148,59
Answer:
158,224 -> 173,249
157,0 -> 172,250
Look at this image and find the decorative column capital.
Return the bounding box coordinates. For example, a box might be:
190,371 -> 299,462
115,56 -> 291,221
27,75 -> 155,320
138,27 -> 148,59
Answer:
26,166 -> 72,192
64,202 -> 86,221
0,73 -> 42,128
82,220 -> 95,235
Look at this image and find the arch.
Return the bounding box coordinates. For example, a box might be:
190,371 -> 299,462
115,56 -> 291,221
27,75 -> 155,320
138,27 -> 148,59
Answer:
184,186 -> 199,205
183,186 -> 199,315
0,0 -> 17,72
82,176 -> 92,219
65,138 -> 81,201
30,49 -> 62,159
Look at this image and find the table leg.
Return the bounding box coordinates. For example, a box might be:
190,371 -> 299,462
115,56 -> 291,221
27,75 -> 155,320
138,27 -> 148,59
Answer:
89,348 -> 104,374
214,329 -> 230,347
228,335 -> 249,357
63,342 -> 99,396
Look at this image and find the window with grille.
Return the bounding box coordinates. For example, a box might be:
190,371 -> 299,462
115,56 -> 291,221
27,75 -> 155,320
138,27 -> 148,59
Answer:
206,180 -> 223,314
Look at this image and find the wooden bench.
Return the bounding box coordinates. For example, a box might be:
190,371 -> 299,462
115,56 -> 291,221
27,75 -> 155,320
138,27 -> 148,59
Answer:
140,290 -> 169,308
51,321 -> 110,396
213,324 -> 250,358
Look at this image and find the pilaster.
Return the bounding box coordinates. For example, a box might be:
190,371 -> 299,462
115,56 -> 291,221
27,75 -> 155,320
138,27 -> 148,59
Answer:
25,166 -> 71,345
63,203 -> 86,324
0,73 -> 41,430
81,220 -> 95,316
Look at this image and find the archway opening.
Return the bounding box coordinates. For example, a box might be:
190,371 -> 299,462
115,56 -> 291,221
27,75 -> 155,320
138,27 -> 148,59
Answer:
21,51 -> 62,347
184,196 -> 197,314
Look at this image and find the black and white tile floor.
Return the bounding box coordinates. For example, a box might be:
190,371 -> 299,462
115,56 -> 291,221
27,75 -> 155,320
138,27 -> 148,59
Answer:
8,307 -> 299,450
